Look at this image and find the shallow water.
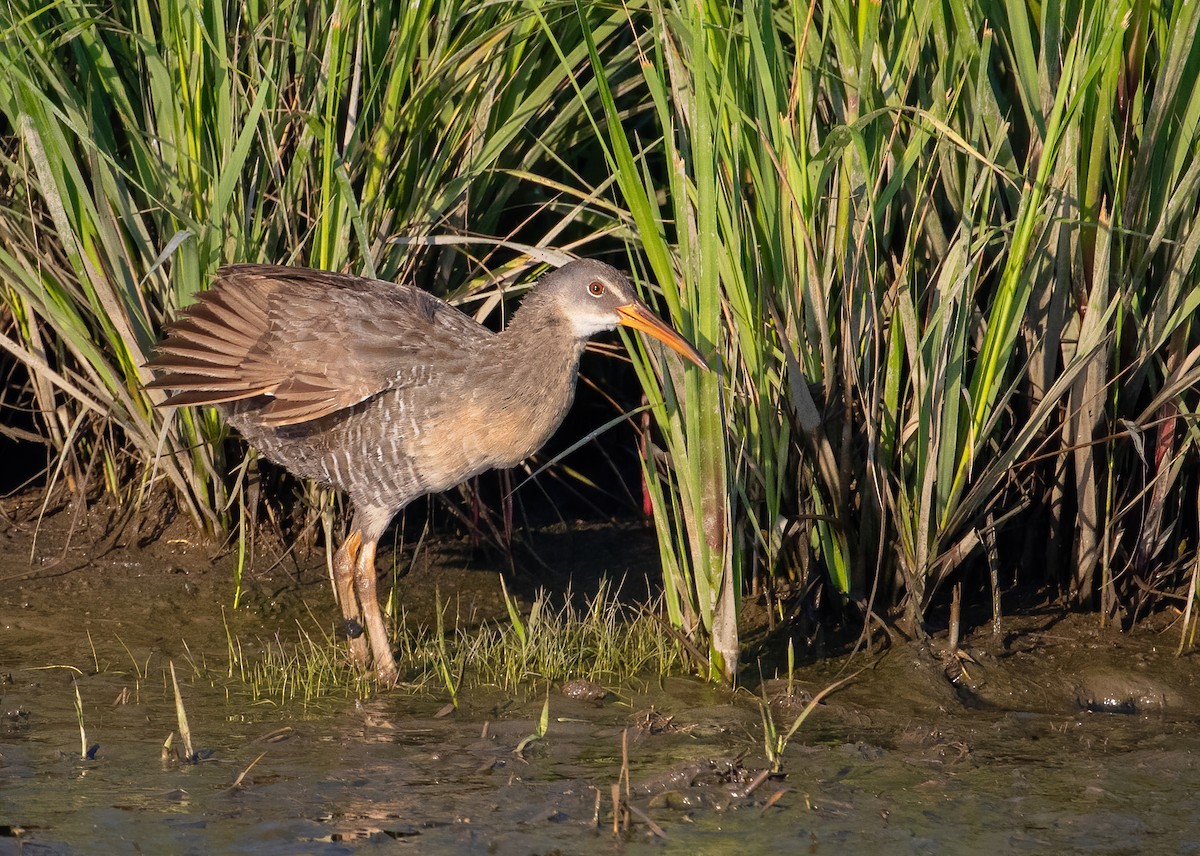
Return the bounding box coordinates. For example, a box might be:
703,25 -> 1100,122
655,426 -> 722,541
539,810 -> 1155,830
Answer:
5,649 -> 1200,855
3,519 -> 1200,854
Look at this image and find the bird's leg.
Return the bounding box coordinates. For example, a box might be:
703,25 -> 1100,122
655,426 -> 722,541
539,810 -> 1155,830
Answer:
332,530 -> 371,673
352,536 -> 399,685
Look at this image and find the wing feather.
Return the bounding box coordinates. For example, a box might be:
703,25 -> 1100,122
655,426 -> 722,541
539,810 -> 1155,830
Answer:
147,264 -> 490,426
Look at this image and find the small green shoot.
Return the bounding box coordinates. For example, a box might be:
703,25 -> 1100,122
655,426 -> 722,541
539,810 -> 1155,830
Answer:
515,688 -> 551,759
760,669 -> 862,773
786,638 -> 795,698
222,607 -> 238,680
233,493 -> 247,609
432,591 -> 461,710
499,575 -> 527,653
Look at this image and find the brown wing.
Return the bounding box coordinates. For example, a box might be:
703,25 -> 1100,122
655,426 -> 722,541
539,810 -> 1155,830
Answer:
146,264 -> 490,426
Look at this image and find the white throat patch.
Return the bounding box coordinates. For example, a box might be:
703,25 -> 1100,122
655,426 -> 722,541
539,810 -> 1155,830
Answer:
569,311 -> 619,339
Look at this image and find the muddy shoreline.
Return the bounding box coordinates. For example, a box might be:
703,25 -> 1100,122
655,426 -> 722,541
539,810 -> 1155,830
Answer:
3,500 -> 1199,853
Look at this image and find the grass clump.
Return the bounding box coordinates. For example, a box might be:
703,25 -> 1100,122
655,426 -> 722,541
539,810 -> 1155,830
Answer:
453,579 -> 685,689
226,579 -> 682,709
225,611 -> 369,707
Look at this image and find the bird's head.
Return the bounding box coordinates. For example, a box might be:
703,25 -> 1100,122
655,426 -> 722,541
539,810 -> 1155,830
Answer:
537,259 -> 709,370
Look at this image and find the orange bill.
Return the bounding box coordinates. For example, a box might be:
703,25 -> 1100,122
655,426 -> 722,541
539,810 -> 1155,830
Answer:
617,303 -> 709,370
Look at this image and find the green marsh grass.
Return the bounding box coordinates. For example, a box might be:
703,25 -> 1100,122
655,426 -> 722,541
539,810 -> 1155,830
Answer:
224,606 -> 368,705
226,580 -> 682,708
5,0 -> 1200,676
556,0 -> 1200,651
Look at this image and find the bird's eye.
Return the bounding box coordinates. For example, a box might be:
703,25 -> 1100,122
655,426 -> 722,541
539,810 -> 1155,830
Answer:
588,281 -> 605,297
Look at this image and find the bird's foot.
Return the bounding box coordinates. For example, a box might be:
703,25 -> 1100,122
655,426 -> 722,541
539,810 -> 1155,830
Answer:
375,656 -> 399,688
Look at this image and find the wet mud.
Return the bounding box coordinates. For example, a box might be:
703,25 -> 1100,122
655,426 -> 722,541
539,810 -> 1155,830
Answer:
3,502 -> 1200,854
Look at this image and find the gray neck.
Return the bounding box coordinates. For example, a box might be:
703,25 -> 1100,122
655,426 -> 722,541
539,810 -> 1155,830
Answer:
497,289 -> 589,368
468,294 -> 589,467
